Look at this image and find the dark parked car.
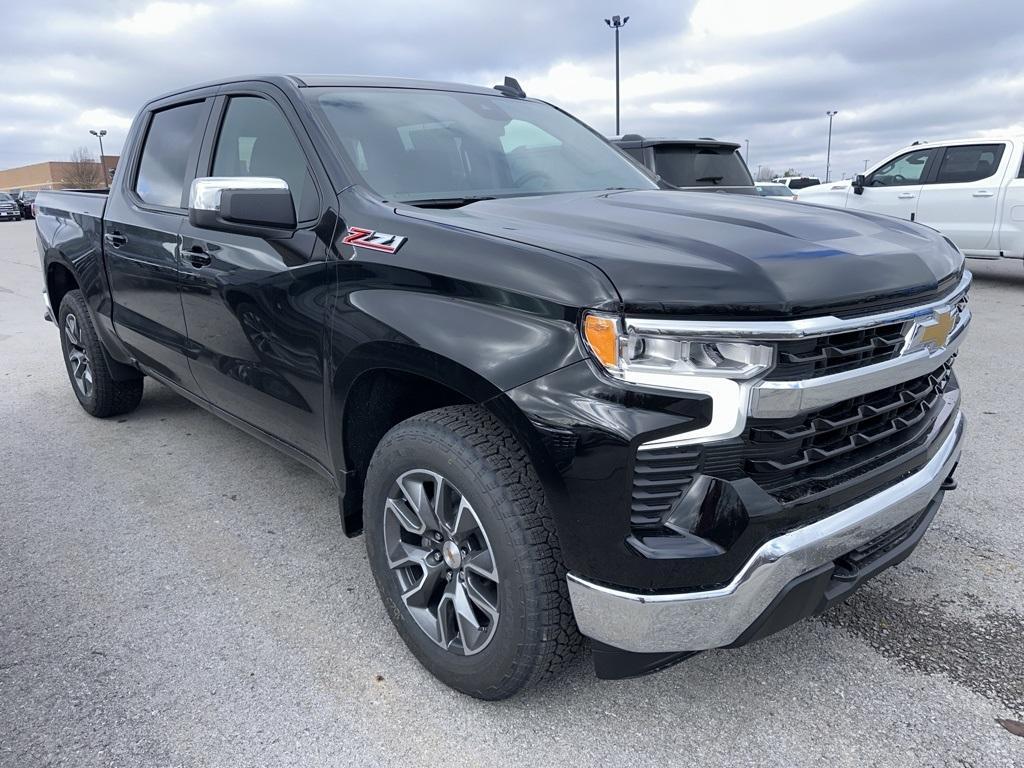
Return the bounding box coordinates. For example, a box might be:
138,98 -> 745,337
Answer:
35,75 -> 969,699
17,190 -> 37,218
0,192 -> 21,221
611,135 -> 756,194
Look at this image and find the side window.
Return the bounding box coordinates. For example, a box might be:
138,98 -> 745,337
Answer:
934,144 -> 1005,184
135,101 -> 207,208
212,97 -> 319,222
868,149 -> 936,187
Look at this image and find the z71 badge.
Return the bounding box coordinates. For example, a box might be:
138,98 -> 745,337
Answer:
342,226 -> 407,254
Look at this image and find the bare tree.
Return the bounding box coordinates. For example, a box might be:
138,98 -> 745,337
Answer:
63,147 -> 102,189
756,166 -> 778,182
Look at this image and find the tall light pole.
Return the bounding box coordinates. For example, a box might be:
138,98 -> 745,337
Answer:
745,138 -> 750,167
825,110 -> 838,183
604,15 -> 629,136
89,129 -> 108,189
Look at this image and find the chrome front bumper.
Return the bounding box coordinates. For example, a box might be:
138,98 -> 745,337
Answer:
567,409 -> 964,654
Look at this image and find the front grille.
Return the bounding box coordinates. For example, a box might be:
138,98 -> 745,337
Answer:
738,360 -> 953,501
631,365 -> 955,529
630,446 -> 701,529
768,322 -> 907,380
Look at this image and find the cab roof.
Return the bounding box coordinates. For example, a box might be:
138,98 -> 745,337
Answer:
147,74 -> 513,106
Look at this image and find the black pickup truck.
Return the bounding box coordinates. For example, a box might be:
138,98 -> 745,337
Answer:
35,74 -> 969,700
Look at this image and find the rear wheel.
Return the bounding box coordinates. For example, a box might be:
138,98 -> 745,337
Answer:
364,405 -> 580,699
58,290 -> 143,417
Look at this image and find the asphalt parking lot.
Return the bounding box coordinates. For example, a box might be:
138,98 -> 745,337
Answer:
1,217 -> 1022,767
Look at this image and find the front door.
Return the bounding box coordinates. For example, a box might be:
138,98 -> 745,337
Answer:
850,147 -> 938,221
177,90 -> 333,457
916,143 -> 1007,252
103,97 -> 212,387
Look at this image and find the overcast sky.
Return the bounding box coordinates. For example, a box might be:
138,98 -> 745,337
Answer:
3,0 -> 1024,178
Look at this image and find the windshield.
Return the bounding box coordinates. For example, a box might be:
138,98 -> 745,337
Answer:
652,145 -> 753,187
0,193 -> 13,202
306,87 -> 657,203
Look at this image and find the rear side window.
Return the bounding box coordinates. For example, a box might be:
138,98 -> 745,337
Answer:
934,144 -> 1004,184
652,146 -> 753,187
135,101 -> 206,208
212,96 -> 319,221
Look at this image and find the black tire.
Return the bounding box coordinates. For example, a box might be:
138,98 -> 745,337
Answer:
58,290 -> 144,417
364,405 -> 581,699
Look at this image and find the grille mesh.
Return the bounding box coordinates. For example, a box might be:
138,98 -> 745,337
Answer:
740,361 -> 953,499
768,322 -> 907,380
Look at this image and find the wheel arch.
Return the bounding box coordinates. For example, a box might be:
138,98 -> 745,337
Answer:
45,258 -> 80,316
329,342 -> 567,537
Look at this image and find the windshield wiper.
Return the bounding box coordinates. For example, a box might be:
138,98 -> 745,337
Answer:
696,176 -> 724,184
399,196 -> 496,209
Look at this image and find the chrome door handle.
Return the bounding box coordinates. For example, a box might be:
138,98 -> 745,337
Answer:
972,190 -> 994,197
104,232 -> 127,248
897,192 -> 915,199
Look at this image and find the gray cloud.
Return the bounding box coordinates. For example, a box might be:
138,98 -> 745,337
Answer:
2,0 -> 1023,180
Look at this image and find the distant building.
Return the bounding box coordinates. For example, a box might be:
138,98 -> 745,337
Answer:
0,155 -> 119,192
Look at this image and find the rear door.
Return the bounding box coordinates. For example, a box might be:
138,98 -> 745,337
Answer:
103,95 -> 214,387
849,147 -> 938,220
177,85 -> 332,456
915,142 -> 1008,252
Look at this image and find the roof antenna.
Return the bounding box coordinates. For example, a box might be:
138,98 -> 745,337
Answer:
493,76 -> 526,98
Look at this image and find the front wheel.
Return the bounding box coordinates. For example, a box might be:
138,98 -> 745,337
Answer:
58,290 -> 144,417
364,405 -> 581,699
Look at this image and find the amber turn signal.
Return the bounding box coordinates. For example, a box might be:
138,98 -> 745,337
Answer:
583,314 -> 620,368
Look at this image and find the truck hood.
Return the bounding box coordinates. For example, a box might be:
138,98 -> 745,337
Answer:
399,190 -> 962,316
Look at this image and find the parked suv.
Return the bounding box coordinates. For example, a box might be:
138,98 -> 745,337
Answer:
35,75 -> 968,699
612,136 -> 756,194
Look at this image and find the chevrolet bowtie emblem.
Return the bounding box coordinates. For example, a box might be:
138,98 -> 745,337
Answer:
917,310 -> 954,349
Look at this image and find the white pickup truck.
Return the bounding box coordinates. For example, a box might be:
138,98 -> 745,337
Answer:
799,137 -> 1024,263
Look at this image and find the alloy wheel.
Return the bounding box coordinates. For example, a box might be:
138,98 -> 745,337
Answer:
63,313 -> 93,398
383,469 -> 500,655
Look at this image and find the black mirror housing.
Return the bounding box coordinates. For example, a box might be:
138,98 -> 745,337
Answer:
220,188 -> 296,229
853,174 -> 866,195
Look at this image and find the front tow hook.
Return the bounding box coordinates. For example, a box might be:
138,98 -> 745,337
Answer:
940,463 -> 959,492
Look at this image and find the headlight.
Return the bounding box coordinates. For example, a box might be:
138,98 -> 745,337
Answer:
582,312 -> 775,389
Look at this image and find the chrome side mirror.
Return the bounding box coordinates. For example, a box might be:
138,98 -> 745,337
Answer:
188,177 -> 296,233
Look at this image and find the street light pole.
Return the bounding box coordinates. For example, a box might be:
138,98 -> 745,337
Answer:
604,15 -> 629,135
825,110 -> 838,183
745,138 -> 750,167
89,129 -> 108,189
